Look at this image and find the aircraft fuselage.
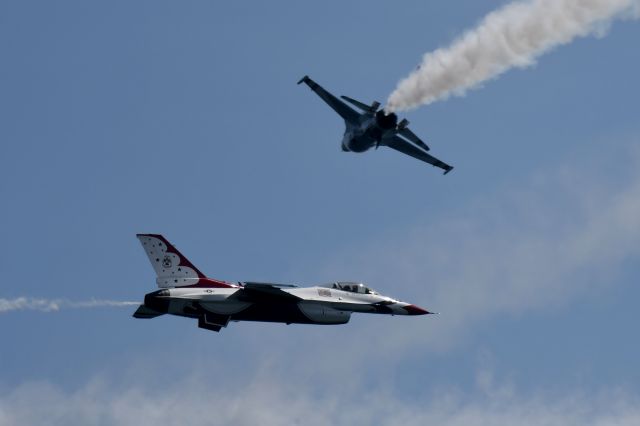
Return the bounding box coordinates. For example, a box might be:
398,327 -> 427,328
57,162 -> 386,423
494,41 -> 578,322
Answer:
143,284 -> 423,327
341,111 -> 398,152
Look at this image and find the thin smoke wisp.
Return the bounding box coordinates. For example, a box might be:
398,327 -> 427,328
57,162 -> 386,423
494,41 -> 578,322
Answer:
0,298 -> 138,313
386,0 -> 639,112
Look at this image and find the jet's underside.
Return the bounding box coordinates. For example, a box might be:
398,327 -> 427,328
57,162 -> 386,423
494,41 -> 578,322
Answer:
139,293 -> 352,330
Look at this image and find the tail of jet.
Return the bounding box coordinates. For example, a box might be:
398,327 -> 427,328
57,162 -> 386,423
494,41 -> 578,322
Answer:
134,234 -> 235,320
136,234 -> 209,288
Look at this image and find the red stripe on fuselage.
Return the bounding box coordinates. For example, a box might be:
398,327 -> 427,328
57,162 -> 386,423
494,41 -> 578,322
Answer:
181,278 -> 238,288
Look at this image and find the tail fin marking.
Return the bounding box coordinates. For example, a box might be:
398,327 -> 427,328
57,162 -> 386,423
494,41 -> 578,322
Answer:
137,234 -> 205,288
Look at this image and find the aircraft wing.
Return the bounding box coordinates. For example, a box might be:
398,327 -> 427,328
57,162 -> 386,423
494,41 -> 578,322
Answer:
236,282 -> 302,302
298,75 -> 360,123
384,135 -> 453,174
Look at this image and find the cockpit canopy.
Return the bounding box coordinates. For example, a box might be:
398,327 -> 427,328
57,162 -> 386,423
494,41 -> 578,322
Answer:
323,281 -> 379,295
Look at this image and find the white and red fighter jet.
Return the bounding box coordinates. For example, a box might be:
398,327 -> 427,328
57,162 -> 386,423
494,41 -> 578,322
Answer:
134,234 -> 432,333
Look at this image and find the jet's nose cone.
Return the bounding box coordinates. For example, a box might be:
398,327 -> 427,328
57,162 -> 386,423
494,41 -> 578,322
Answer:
402,304 -> 432,315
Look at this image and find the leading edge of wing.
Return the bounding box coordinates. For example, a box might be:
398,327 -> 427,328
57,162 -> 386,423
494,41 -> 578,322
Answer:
298,75 -> 361,123
384,135 -> 453,174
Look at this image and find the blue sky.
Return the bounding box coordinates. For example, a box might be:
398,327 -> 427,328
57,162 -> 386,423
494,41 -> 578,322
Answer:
1,1 -> 640,424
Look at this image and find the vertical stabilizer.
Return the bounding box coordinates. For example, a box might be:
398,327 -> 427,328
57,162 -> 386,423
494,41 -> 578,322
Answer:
136,234 -> 205,288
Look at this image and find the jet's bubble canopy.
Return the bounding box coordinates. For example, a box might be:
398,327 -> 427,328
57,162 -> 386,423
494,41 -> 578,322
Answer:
321,282 -> 379,295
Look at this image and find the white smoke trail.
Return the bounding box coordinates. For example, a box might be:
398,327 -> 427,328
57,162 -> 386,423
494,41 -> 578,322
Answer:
386,0 -> 640,112
0,298 -> 138,313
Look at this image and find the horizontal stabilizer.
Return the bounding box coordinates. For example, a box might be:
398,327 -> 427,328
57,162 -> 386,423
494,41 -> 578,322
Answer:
340,95 -> 379,113
133,304 -> 164,319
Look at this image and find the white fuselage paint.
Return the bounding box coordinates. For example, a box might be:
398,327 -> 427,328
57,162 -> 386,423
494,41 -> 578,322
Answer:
158,285 -> 417,319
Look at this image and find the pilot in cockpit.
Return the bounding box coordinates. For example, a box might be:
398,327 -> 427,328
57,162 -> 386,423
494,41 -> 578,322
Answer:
332,282 -> 378,295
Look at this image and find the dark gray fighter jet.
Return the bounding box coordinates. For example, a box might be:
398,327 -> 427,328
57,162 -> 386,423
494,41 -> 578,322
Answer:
298,75 -> 453,174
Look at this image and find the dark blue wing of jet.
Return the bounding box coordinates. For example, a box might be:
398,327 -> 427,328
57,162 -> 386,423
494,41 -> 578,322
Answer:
298,75 -> 360,123
384,136 -> 453,174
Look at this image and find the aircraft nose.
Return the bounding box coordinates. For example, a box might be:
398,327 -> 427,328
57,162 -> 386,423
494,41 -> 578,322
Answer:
402,304 -> 431,315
